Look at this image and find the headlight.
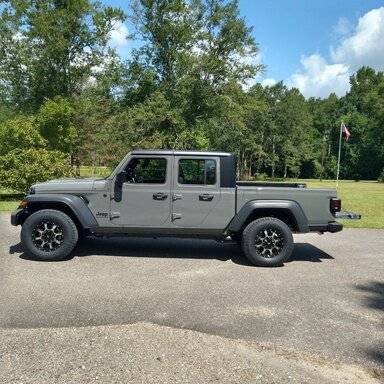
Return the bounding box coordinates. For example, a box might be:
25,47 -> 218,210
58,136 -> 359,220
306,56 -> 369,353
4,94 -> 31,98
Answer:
28,186 -> 36,194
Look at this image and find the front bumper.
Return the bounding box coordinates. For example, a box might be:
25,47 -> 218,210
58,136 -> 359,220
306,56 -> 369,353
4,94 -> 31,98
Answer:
11,209 -> 25,226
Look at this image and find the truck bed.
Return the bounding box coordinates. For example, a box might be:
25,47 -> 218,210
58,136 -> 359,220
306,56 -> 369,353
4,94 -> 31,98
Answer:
235,183 -> 337,227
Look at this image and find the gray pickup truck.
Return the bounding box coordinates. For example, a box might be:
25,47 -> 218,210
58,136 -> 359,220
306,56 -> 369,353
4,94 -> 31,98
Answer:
11,150 -> 360,266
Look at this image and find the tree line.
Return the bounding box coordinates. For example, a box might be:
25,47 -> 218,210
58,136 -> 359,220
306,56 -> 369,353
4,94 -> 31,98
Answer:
0,0 -> 383,192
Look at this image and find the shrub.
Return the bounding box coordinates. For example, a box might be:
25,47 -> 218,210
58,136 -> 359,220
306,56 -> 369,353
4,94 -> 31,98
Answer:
254,173 -> 268,181
378,169 -> 384,183
0,148 -> 73,192
0,116 -> 46,156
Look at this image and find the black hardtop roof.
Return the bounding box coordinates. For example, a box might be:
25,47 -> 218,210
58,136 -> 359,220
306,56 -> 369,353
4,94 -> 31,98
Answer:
130,150 -> 233,157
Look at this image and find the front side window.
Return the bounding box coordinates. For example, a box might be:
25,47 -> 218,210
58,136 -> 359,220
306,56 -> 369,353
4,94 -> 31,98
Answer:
125,157 -> 167,184
178,159 -> 216,185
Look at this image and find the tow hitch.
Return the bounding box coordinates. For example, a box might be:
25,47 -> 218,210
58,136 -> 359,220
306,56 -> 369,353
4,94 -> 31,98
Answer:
335,211 -> 361,220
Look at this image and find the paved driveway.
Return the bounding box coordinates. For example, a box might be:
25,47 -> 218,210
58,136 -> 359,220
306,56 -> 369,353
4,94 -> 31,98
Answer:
0,214 -> 383,382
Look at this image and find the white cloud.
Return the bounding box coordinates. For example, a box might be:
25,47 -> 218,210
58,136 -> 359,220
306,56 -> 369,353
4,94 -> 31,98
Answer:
287,7 -> 384,98
289,54 -> 350,98
108,20 -> 129,50
332,17 -> 353,37
261,78 -> 277,87
330,7 -> 384,70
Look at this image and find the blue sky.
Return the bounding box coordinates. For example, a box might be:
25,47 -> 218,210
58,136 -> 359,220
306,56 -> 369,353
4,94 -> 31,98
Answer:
104,0 -> 384,98
239,0 -> 383,80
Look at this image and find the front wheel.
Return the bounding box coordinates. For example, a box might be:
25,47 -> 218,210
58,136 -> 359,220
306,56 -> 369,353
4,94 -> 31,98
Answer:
241,217 -> 294,267
21,209 -> 79,261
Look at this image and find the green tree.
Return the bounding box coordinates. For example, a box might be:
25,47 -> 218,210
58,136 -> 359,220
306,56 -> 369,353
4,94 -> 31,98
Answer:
124,0 -> 263,148
130,0 -> 198,86
308,93 -> 341,179
0,0 -> 125,111
37,96 -> 78,158
0,115 -> 46,156
196,0 -> 262,88
342,67 -> 384,179
274,88 -> 313,178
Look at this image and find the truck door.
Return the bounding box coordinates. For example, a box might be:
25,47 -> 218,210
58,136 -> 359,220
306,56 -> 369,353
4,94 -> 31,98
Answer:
110,155 -> 172,226
172,156 -> 221,228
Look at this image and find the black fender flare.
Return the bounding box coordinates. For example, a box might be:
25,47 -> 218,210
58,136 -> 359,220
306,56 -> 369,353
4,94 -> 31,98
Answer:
227,199 -> 309,233
23,194 -> 98,229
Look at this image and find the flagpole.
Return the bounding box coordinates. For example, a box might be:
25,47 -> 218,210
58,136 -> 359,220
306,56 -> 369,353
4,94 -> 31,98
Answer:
336,122 -> 342,188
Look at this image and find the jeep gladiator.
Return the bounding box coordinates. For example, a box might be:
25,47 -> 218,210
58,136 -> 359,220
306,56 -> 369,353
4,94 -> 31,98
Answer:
11,150 -> 360,266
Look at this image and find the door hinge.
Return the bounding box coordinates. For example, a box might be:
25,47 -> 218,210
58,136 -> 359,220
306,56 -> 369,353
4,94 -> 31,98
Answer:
110,211 -> 120,219
172,213 -> 182,221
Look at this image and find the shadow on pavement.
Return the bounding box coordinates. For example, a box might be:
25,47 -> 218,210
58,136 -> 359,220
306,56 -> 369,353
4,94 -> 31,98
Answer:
355,282 -> 384,368
10,237 -> 334,266
289,242 -> 334,263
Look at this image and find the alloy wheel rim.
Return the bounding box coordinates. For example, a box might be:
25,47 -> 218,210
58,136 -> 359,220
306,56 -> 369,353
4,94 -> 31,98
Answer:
32,220 -> 64,252
254,227 -> 284,258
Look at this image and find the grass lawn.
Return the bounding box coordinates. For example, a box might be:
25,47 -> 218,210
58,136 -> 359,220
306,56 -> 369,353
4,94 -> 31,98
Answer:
1,173 -> 383,229
299,180 -> 383,229
0,187 -> 22,212
0,200 -> 20,212
79,166 -> 111,178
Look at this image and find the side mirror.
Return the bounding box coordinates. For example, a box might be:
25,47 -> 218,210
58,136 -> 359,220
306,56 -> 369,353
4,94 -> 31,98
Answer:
116,171 -> 126,185
114,171 -> 126,202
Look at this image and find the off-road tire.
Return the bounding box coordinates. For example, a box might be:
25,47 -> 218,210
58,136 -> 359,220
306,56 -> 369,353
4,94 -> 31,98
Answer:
21,209 -> 78,261
241,217 -> 294,267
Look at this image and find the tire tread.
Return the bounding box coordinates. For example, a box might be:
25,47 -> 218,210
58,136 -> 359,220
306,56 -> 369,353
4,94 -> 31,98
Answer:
21,209 -> 78,261
241,217 -> 294,267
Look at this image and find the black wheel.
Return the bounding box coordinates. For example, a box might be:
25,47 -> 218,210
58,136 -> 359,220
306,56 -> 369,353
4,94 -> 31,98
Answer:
21,209 -> 79,261
241,217 -> 294,267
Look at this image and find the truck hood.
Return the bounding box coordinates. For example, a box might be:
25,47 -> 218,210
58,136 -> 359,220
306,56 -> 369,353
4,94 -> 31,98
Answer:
31,177 -> 102,194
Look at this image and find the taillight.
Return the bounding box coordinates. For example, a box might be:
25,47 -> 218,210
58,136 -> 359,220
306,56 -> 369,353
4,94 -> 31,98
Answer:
330,198 -> 341,214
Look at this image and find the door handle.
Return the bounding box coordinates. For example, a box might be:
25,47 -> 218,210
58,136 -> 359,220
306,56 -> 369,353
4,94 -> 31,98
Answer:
153,192 -> 168,200
199,194 -> 214,201
172,193 -> 182,201
172,213 -> 182,221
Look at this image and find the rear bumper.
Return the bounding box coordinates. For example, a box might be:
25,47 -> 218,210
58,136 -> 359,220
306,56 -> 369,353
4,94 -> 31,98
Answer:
327,221 -> 343,233
309,221 -> 343,233
308,210 -> 361,234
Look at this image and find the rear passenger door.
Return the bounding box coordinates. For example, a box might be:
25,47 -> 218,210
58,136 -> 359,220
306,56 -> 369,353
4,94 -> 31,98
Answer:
172,156 -> 221,228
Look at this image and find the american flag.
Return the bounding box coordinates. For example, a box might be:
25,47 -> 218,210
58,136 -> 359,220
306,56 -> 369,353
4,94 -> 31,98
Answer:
341,122 -> 351,141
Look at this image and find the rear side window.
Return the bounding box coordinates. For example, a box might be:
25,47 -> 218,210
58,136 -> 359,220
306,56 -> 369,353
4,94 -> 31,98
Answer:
126,157 -> 167,184
178,159 -> 216,185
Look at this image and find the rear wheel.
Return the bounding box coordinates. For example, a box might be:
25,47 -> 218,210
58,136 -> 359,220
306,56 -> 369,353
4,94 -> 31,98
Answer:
21,209 -> 78,261
241,217 -> 294,267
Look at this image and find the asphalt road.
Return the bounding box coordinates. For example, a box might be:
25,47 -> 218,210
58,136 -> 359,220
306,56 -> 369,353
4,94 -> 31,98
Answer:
0,214 -> 383,382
